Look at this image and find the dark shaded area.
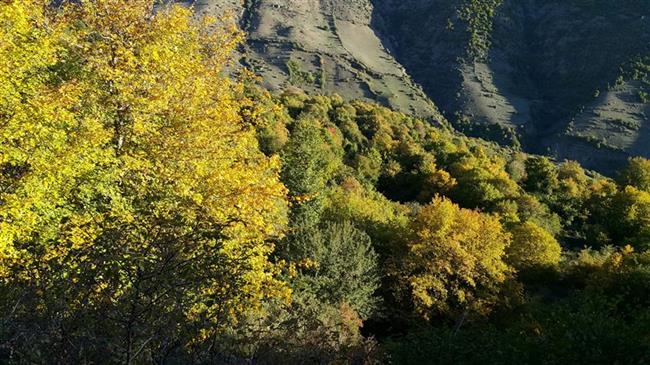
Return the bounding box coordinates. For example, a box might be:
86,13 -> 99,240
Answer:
370,0 -> 650,174
370,0 -> 467,121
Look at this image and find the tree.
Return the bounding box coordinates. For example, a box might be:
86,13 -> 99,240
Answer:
1,1 -> 289,361
281,118 -> 342,225
512,195 -> 562,237
400,197 -> 512,319
283,221 -> 380,319
240,81 -> 291,155
506,221 -> 562,270
211,221 -> 381,364
552,160 -> 591,228
558,160 -> 589,187
322,182 -> 409,259
618,156 -> 650,192
524,156 -> 559,196
417,155 -> 458,202
448,148 -> 521,210
606,186 -> 650,250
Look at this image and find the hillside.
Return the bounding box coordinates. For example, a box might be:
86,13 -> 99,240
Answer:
187,0 -> 443,121
184,0 -> 650,174
373,0 -> 650,173
3,2 -> 650,363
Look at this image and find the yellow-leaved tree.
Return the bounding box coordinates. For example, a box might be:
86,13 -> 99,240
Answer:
506,221 -> 562,270
399,197 -> 512,320
0,0 -> 288,362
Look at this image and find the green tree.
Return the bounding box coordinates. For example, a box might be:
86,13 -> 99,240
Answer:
606,186 -> 650,250
618,156 -> 650,192
283,221 -> 380,319
281,119 -> 341,225
552,160 -> 591,227
225,221 -> 381,363
524,156 -> 559,196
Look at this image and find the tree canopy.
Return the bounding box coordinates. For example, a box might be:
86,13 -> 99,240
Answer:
401,197 -> 512,319
1,1 -> 649,363
1,1 -> 288,361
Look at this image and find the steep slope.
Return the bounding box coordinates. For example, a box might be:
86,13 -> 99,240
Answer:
186,0 -> 443,121
372,0 -> 650,173
181,0 -> 649,174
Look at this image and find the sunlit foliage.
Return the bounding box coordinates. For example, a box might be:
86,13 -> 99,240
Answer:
618,156 -> 650,192
1,1 -> 288,361
1,1 -> 649,363
507,221 -> 562,270
400,197 -> 512,319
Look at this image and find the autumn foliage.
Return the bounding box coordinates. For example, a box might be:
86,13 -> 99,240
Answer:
1,0 -> 287,362
1,1 -> 649,364
402,197 -> 512,319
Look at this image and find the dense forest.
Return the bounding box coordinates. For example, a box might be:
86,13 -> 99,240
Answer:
0,1 -> 649,364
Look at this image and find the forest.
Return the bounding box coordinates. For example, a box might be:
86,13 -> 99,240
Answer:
0,1 -> 648,364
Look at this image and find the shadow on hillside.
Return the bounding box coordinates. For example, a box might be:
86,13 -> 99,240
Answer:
368,0 -> 465,120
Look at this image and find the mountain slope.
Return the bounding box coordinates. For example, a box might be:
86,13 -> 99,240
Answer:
183,0 -> 650,174
372,0 -> 650,173
188,0 -> 443,121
